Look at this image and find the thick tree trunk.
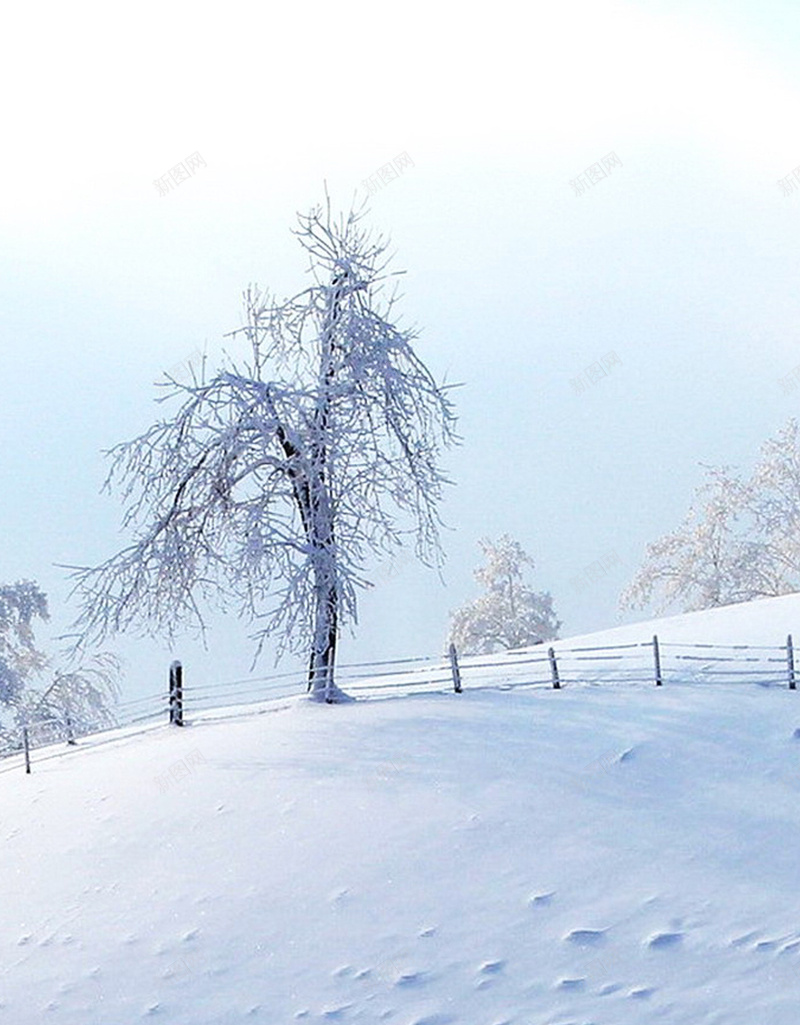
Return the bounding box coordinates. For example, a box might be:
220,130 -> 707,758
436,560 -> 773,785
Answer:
307,577 -> 340,701
304,268 -> 351,703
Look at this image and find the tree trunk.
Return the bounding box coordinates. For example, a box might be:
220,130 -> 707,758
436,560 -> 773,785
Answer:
305,268 -> 351,703
307,573 -> 337,700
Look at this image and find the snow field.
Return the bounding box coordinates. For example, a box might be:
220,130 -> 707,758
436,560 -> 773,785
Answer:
1,680 -> 800,1023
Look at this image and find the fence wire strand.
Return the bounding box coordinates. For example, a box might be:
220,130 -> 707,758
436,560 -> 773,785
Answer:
3,634 -> 798,772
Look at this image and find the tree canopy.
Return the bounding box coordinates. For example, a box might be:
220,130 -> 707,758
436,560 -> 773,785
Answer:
621,418 -> 800,614
449,535 -> 560,655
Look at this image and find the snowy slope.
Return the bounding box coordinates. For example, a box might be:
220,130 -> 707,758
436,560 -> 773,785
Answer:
3,658 -> 800,1023
408,591 -> 800,696
557,590 -> 800,650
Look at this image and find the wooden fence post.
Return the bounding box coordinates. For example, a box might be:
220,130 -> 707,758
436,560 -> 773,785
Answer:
169,660 -> 184,726
548,647 -> 561,689
22,727 -> 31,774
653,634 -> 663,687
788,634 -> 796,691
448,643 -> 462,694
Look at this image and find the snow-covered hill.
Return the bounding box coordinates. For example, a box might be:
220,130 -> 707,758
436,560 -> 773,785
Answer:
558,590 -> 800,650
3,598 -> 800,1024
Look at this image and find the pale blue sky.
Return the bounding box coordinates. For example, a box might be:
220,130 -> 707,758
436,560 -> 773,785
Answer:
3,0 -> 800,697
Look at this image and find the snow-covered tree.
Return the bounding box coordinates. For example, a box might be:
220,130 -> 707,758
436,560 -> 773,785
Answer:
738,418 -> 800,593
622,419 -> 800,614
15,652 -> 120,736
448,535 -> 560,654
620,469 -> 754,613
71,198 -> 457,702
0,581 -> 49,705
0,581 -> 119,742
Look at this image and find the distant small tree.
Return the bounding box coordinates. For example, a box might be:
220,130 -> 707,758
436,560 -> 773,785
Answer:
0,581 -> 119,740
620,470 -> 752,613
622,419 -> 800,614
70,197 -> 457,702
739,417 -> 800,592
0,581 -> 49,705
15,652 -> 121,736
449,535 -> 560,654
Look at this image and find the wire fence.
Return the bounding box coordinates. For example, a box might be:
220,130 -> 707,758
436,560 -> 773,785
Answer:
1,633 -> 797,774
0,688 -> 168,776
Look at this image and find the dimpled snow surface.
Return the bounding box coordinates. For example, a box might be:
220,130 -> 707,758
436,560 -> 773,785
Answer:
1,660 -> 800,1023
